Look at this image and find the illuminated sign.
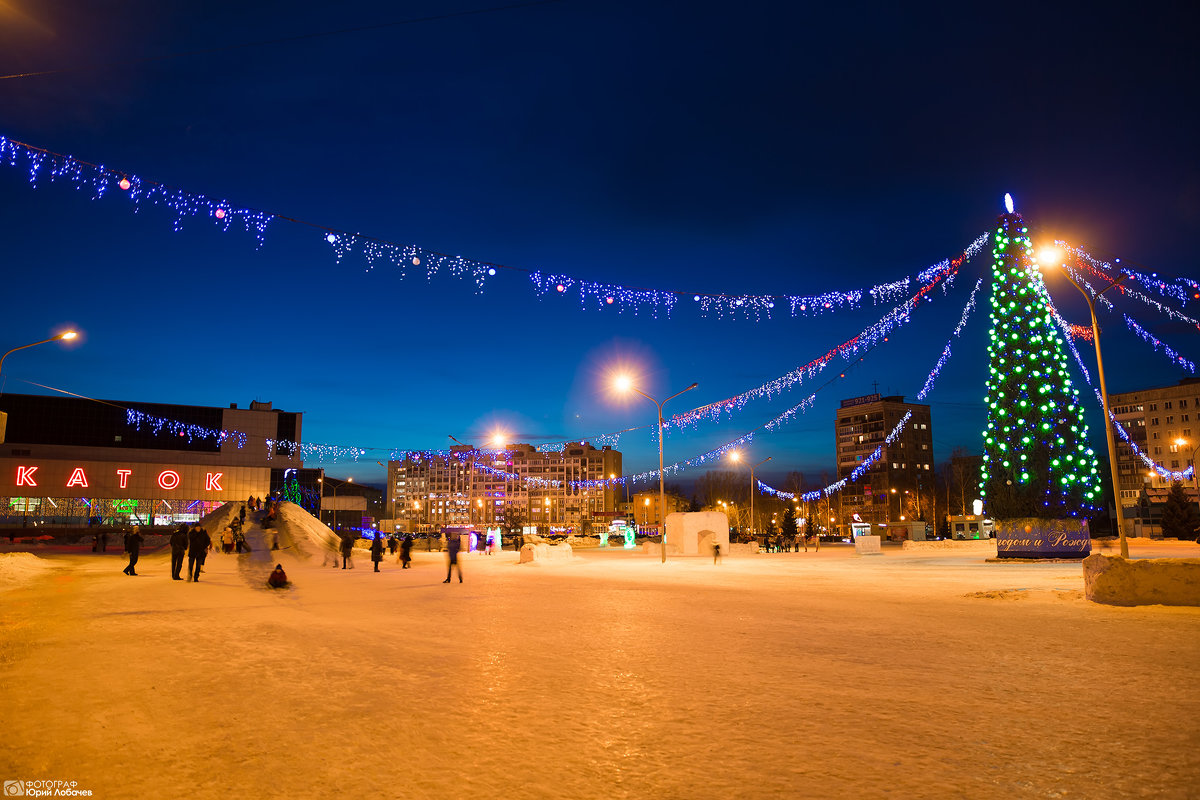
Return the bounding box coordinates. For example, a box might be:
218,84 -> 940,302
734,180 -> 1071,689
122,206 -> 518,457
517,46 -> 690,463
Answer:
8,465 -> 232,494
17,465 -> 38,487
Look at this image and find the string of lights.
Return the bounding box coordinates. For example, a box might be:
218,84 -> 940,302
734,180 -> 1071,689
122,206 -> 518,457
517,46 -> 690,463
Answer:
916,278 -> 983,401
757,278 -> 984,502
667,256 -> 967,430
1061,242 -> 1198,306
1058,241 -> 1199,326
1123,314 -> 1196,373
1034,269 -> 1195,482
0,135 -> 988,322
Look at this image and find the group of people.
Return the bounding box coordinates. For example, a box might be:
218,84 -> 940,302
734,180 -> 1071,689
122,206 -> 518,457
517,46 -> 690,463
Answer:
165,523 -> 213,581
333,532 -> 417,573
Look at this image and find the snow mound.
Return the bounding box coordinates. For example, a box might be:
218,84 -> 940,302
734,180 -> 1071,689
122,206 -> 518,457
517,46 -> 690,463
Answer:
275,502 -> 338,558
0,552 -> 55,587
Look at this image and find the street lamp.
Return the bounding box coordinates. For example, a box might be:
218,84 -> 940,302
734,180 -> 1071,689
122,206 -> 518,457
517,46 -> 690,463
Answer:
1042,252 -> 1130,557
0,330 -> 77,394
729,451 -> 772,538
1174,439 -> 1200,519
612,375 -> 698,563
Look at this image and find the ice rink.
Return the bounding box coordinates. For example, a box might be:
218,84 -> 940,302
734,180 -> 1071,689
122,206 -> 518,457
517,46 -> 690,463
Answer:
2,518 -> 1197,799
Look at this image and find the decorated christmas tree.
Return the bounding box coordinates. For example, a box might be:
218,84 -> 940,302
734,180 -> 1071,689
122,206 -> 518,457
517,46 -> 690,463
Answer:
980,196 -> 1102,519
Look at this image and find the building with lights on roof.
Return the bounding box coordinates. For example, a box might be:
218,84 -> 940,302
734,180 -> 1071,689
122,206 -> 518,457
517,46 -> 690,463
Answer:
388,442 -> 622,533
0,393 -> 314,526
834,393 -> 934,529
1108,377 -> 1200,508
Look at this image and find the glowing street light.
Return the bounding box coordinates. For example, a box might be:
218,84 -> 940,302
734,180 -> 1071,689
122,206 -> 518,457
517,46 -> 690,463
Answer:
612,374 -> 697,563
1041,255 -> 1130,557
0,329 -> 78,394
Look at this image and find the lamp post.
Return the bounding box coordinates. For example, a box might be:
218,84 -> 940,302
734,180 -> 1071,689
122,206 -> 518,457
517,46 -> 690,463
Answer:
1174,439 -> 1200,519
613,376 -> 698,563
1048,258 -> 1130,557
729,451 -> 772,538
448,435 -> 475,528
0,330 -> 77,395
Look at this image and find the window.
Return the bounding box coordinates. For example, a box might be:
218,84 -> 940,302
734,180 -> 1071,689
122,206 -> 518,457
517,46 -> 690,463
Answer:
1165,401 -> 1173,410
1151,418 -> 1159,426
1172,460 -> 1180,468
1149,403 -> 1158,411
1167,416 -> 1175,424
1154,446 -> 1162,455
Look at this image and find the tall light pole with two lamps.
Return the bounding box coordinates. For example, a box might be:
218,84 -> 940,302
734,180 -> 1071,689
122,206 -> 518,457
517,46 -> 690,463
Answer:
612,375 -> 698,563
1038,245 -> 1130,558
319,475 -> 353,533
729,451 -> 771,540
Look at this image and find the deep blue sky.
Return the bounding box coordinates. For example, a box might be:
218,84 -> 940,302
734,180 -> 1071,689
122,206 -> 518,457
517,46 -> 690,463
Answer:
1,0 -> 1197,489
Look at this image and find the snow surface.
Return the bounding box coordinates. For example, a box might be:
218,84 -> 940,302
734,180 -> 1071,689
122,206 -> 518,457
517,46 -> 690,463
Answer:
1,504 -> 1198,799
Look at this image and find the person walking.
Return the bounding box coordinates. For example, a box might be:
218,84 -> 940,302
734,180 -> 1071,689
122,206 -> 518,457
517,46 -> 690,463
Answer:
400,533 -> 413,569
122,527 -> 143,575
443,529 -> 462,583
187,525 -> 211,582
713,541 -> 722,565
169,524 -> 188,580
339,533 -> 355,570
99,530 -> 109,552
370,533 -> 385,572
387,535 -> 398,556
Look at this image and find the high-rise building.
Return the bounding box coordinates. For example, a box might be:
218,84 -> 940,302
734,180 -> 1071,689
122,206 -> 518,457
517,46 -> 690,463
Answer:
388,442 -> 622,532
1109,377 -> 1200,507
834,393 -> 934,526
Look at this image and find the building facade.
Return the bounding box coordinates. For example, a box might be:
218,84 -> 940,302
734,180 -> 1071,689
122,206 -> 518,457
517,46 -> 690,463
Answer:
834,393 -> 934,526
1109,377 -> 1200,507
388,442 -> 622,532
0,393 -> 307,526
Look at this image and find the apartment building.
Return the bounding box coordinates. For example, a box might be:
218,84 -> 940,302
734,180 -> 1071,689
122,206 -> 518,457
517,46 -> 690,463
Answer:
834,393 -> 934,526
1109,377 -> 1200,507
388,442 -> 622,532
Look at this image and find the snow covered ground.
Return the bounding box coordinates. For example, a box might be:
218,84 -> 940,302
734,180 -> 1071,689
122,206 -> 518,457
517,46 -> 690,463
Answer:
1,506 -> 1197,799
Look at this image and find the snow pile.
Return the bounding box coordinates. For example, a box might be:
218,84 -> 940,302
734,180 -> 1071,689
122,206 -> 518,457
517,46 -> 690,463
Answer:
275,501 -> 338,558
1083,552 -> 1200,606
0,552 -> 55,587
903,538 -> 996,551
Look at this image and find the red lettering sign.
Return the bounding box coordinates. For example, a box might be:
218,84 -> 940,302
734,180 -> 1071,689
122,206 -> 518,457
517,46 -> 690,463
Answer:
157,470 -> 181,490
16,465 -> 38,487
116,469 -> 131,489
205,472 -> 223,491
66,467 -> 89,488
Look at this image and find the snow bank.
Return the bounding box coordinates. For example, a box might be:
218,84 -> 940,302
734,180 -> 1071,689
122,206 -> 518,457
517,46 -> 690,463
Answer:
518,542 -> 573,563
0,552 -> 55,587
1083,553 -> 1200,606
903,538 -> 996,552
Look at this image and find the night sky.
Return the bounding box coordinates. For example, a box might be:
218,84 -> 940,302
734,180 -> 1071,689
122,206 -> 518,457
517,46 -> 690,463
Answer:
1,0 -> 1196,490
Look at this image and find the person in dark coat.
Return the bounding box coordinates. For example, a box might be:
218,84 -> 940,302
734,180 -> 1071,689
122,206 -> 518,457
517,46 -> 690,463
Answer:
169,524 -> 189,580
387,535 -> 398,556
370,533 -> 385,572
339,533 -> 355,570
267,564 -> 288,588
187,525 -> 211,582
443,530 -> 462,583
400,534 -> 413,569
122,527 -> 143,575
100,531 -> 109,552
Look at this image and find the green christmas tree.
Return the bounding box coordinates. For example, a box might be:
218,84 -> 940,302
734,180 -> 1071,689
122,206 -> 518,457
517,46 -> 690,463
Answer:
1159,481 -> 1200,541
980,196 -> 1102,519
